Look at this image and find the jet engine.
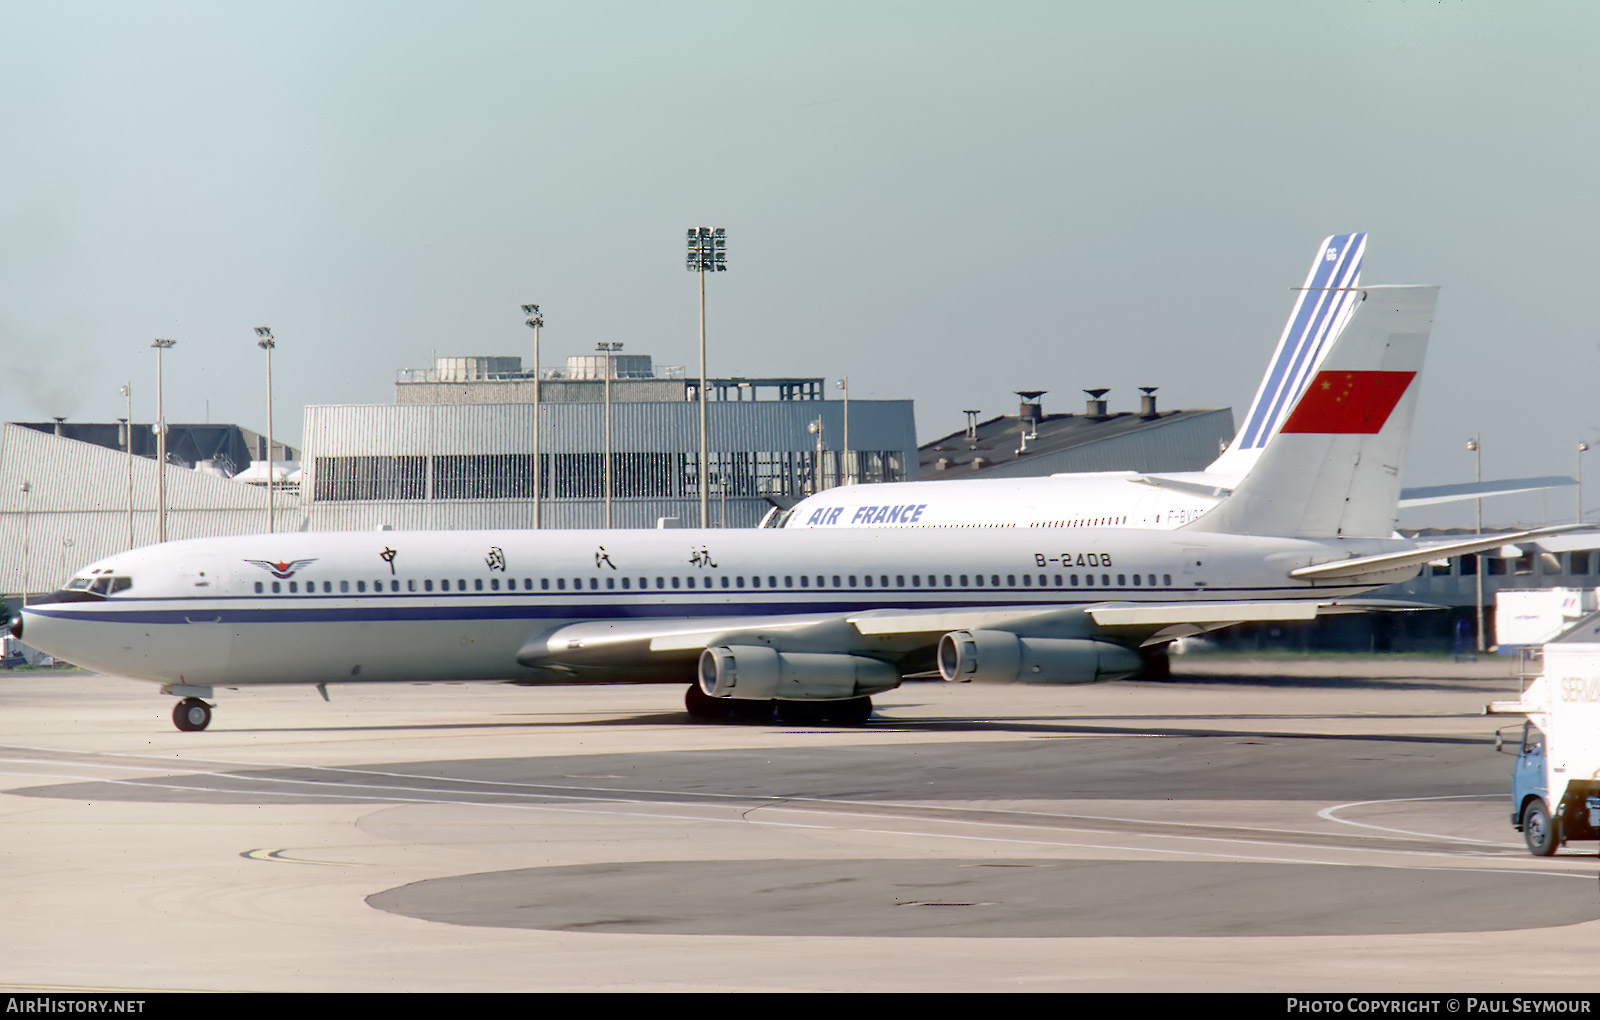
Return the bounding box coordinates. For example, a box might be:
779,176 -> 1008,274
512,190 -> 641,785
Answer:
698,645 -> 901,701
936,629 -> 1141,685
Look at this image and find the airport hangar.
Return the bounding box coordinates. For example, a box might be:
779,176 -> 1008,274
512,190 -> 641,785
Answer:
4,356 -> 1591,650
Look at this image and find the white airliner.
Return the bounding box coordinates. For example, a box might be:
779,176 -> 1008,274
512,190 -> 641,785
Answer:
776,233 -> 1566,531
10,285 -> 1564,732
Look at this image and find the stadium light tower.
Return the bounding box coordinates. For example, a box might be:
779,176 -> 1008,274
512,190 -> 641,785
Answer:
1578,441 -> 1590,524
254,327 -> 276,533
522,304 -> 544,529
1467,435 -> 1484,653
686,227 -> 727,527
119,383 -> 133,549
597,342 -> 623,528
150,339 -> 177,543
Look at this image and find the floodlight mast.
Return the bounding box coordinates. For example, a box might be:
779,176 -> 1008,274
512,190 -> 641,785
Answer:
522,304 -> 543,529
686,227 -> 726,527
150,339 -> 177,543
254,327 -> 276,534
597,342 -> 623,528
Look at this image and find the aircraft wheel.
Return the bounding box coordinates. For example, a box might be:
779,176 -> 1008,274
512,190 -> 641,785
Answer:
173,697 -> 213,732
728,699 -> 776,723
775,700 -> 828,725
1523,798 -> 1561,856
684,684 -> 732,722
826,696 -> 873,727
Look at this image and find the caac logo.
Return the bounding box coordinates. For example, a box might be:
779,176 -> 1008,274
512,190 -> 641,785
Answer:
244,558 -> 318,580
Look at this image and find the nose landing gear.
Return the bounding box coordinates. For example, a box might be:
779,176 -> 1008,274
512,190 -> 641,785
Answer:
173,697 -> 213,732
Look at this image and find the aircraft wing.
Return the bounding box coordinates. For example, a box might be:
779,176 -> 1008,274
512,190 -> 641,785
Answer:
518,598 -> 1439,671
1398,475 -> 1575,508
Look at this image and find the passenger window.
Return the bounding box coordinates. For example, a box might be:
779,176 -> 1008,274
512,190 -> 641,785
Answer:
959,574 -> 968,586
800,576 -> 810,588
833,575 -> 841,587
424,579 -> 434,592
1022,575 -> 1032,587
273,581 -> 281,593
340,580 -> 349,593
1006,575 -> 1015,586
1117,574 -> 1125,586
975,575 -> 985,587
254,581 -> 264,594
407,579 -> 416,592
1085,575 -> 1094,586
606,578 -> 615,589
1163,574 -> 1172,585
542,578 -> 551,590
357,580 -> 367,593
848,575 -> 857,586
862,575 -> 871,587
721,577 -> 730,589
290,581 -> 298,593
1132,574 -> 1141,586
491,578 -> 501,590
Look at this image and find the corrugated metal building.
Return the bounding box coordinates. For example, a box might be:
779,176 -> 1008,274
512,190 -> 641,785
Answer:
917,390 -> 1233,480
301,396 -> 918,531
0,423 -> 299,595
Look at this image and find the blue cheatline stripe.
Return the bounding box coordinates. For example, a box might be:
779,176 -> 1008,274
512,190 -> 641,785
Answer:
1238,233 -> 1366,449
23,587 -> 1366,627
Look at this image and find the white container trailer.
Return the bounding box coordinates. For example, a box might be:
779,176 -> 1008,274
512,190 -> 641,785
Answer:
1488,611 -> 1600,854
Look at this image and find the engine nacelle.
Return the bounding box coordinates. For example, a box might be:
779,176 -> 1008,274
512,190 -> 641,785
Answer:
698,645 -> 901,701
936,630 -> 1141,685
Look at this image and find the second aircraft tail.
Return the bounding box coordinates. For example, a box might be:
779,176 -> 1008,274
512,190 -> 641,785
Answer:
1184,284 -> 1438,540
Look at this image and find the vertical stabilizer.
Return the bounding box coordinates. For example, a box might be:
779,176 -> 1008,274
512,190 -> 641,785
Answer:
1207,233 -> 1367,481
1184,284 -> 1437,539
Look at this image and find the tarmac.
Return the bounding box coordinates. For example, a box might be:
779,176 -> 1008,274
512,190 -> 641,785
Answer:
2,652 -> 1596,993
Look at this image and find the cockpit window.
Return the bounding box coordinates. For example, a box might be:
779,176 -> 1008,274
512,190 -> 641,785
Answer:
66,578 -> 94,591
109,577 -> 133,594
89,577 -> 112,595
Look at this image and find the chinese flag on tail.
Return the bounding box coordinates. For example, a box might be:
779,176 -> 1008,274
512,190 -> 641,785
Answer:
1279,370 -> 1415,435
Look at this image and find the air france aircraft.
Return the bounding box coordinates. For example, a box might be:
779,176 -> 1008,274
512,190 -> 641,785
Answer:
11,286 -> 1560,733
777,234 -> 1566,531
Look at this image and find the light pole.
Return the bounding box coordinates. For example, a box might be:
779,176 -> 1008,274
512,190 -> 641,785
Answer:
254,327 -> 276,533
119,383 -> 133,549
17,481 -> 29,604
1578,442 -> 1590,524
808,417 -> 825,495
522,304 -> 543,529
837,377 -> 850,486
686,227 -> 726,527
597,342 -> 623,529
1467,435 -> 1484,652
151,339 -> 176,543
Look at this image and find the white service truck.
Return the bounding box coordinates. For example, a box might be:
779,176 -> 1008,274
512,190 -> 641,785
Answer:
1489,617 -> 1600,855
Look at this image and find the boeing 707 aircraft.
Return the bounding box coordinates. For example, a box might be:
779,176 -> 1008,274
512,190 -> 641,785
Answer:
14,285 -> 1561,732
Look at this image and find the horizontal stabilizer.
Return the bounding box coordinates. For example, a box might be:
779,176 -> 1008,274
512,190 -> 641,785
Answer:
1398,475 -> 1576,508
1288,524 -> 1586,580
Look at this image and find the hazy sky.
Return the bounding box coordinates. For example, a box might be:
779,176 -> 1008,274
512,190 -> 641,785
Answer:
3,1 -> 1595,527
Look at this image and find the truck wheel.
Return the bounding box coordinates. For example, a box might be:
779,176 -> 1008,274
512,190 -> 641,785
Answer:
1522,798 -> 1561,856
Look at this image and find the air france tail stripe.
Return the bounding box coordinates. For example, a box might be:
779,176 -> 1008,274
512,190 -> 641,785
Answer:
1279,370 -> 1415,435
1250,234 -> 1366,444
1237,233 -> 1366,449
1238,233 -> 1364,447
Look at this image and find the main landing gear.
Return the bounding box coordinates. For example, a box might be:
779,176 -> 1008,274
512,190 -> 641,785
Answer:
173,697 -> 213,732
683,684 -> 873,727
